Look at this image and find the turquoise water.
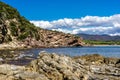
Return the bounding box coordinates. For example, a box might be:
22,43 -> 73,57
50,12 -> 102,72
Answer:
22,45 -> 120,58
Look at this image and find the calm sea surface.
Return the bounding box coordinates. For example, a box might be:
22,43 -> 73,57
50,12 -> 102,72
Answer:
20,45 -> 120,58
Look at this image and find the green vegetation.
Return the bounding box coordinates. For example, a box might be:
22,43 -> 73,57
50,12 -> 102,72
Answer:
84,40 -> 120,45
17,16 -> 40,40
10,21 -> 18,36
0,1 -> 20,19
0,1 -> 40,42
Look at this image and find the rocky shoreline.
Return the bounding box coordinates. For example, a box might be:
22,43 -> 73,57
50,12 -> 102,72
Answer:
0,2 -> 119,79
0,51 -> 119,80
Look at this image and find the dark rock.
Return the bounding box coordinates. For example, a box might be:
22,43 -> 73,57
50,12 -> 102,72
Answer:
104,57 -> 120,65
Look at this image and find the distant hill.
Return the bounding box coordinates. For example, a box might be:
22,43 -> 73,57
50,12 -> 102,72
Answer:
77,34 -> 120,41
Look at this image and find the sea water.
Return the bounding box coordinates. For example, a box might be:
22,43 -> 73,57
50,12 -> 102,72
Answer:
21,45 -> 120,58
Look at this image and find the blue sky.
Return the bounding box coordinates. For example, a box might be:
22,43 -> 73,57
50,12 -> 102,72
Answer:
1,0 -> 120,21
1,0 -> 120,35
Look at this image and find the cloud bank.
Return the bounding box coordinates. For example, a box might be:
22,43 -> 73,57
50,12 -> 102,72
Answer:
30,14 -> 120,36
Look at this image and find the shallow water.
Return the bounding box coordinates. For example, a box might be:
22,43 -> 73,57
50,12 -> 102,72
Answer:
0,45 -> 120,65
0,45 -> 120,58
17,45 -> 120,58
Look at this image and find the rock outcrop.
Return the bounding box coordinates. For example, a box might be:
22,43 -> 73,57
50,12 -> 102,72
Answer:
0,52 -> 119,80
0,64 -> 49,80
37,29 -> 84,47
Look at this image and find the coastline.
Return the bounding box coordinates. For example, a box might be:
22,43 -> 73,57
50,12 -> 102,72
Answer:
92,45 -> 120,47
84,44 -> 120,47
0,42 -> 120,50
0,40 -> 84,50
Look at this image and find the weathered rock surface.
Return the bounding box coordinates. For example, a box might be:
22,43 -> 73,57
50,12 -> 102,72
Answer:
37,29 -> 85,48
0,52 -> 119,80
0,29 -> 84,50
0,64 -> 49,80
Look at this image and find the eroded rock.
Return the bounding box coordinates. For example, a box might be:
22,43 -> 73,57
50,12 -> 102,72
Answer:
0,52 -> 119,80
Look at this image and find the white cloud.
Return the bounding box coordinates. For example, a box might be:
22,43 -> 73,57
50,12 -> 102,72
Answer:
72,27 -> 113,34
52,28 -> 72,33
30,14 -> 120,36
110,33 -> 120,36
30,21 -> 53,29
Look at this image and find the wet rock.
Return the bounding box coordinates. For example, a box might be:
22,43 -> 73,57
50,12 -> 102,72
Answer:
76,54 -> 105,65
0,50 -> 35,65
104,57 -> 120,65
116,63 -> 120,68
15,53 -> 34,60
